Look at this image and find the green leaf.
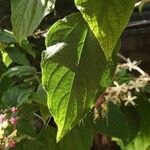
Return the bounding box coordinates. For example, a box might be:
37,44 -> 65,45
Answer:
75,0 -> 135,59
21,40 -> 36,58
0,58 -> 7,76
17,118 -> 37,138
0,29 -> 16,43
1,50 -> 12,67
2,66 -> 37,78
113,132 -> 150,150
137,100 -> 150,134
94,102 -> 130,141
15,139 -> 42,150
113,101 -> 150,150
2,85 -> 32,107
38,120 -> 94,150
11,0 -> 56,43
42,13 -> 119,141
32,84 -> 47,105
15,108 -> 40,149
5,47 -> 30,65
15,115 -> 94,150
39,104 -> 51,122
121,107 -> 140,142
0,76 -> 11,101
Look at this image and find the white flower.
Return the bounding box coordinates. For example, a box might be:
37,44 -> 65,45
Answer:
126,58 -> 146,75
129,74 -> 150,92
129,80 -> 140,92
112,81 -> 128,95
124,92 -> 137,106
126,58 -> 138,71
129,78 -> 145,92
139,74 -> 150,82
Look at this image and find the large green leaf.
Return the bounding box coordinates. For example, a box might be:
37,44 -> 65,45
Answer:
11,0 -> 56,43
75,0 -> 135,59
42,13 -> 119,141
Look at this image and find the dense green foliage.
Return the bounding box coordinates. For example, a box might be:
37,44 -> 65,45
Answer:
0,0 -> 150,149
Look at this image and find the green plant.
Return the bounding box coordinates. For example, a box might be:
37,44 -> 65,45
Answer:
0,0 -> 150,149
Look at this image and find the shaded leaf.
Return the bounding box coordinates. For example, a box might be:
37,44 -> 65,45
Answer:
39,104 -> 51,122
14,139 -> 42,150
113,99 -> 150,150
0,29 -> 16,43
32,84 -> 47,106
2,85 -> 32,107
6,47 -> 30,65
0,76 -> 12,102
137,100 -> 150,134
0,58 -> 7,76
2,66 -> 37,78
21,40 -> 36,58
94,102 -> 130,141
121,107 -> 140,142
11,0 -> 56,43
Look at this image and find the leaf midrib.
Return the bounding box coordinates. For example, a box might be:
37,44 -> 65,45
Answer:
57,27 -> 89,140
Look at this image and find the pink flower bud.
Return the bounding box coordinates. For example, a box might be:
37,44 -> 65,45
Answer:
10,117 -> 18,126
0,114 -> 6,123
10,107 -> 17,113
8,140 -> 16,148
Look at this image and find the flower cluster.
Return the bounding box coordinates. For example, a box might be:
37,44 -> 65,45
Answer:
104,74 -> 150,106
0,107 -> 18,149
94,58 -> 150,120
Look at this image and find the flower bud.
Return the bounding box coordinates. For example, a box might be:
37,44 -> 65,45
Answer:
8,140 -> 16,148
10,107 -> 17,113
10,117 -> 18,126
0,114 -> 6,123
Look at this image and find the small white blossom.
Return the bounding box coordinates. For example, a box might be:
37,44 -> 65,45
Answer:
126,58 -> 138,71
124,92 -> 137,106
139,74 -> 150,82
112,81 -> 128,95
129,80 -> 140,92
